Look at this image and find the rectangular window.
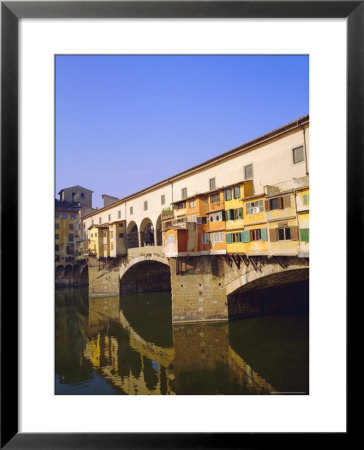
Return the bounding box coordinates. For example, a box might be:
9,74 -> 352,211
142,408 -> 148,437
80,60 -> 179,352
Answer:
196,217 -> 207,225
293,145 -> 305,163
130,207 -> 133,215
110,231 -> 114,239
176,202 -> 186,210
244,164 -> 253,179
63,214 -> 68,219
118,210 -> 121,219
231,233 -> 241,243
119,223 -> 123,228
210,193 -> 220,203
246,200 -> 264,215
211,232 -> 224,243
181,187 -> 187,199
201,234 -> 210,244
167,234 -> 175,245
233,186 -> 240,198
250,229 -> 262,241
81,193 -> 85,199
68,234 -> 74,242
119,233 -> 124,238
55,234 -> 59,240
99,217 -> 102,224
278,227 -> 291,241
209,178 -> 216,190
91,233 -> 93,238
303,194 -> 309,206
95,232 -> 97,237
66,244 -> 74,255
224,189 -> 232,201
234,208 -> 243,220
144,201 -> 148,211
265,197 -> 283,211
91,219 -> 94,225
161,195 -> 165,205
55,223 -> 60,229
55,213 -> 60,219
108,214 -> 111,222
55,245 -> 59,252
189,200 -> 196,208
69,223 -> 73,230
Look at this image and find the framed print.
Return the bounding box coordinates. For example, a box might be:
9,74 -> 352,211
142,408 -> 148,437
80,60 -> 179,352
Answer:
1,0 -> 358,447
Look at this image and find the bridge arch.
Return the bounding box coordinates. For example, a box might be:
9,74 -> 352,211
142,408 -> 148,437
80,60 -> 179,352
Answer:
225,259 -> 309,297
140,217 -> 154,246
126,221 -> 139,248
119,255 -> 171,295
226,267 -> 309,318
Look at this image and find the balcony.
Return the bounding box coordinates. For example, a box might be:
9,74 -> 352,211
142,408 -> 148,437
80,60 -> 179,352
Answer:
161,208 -> 174,220
265,176 -> 309,195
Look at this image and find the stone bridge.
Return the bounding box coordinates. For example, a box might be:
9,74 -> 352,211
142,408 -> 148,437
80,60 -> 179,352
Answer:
87,246 -> 309,323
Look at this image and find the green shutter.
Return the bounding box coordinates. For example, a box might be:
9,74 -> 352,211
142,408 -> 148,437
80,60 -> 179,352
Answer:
226,233 -> 232,244
299,228 -> 309,242
239,207 -> 243,219
261,228 -> 268,241
241,230 -> 250,243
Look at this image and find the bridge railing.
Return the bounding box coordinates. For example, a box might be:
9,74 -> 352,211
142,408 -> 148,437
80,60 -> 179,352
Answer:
127,245 -> 164,258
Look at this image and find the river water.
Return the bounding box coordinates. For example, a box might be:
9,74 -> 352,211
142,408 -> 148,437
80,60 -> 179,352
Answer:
55,287 -> 309,395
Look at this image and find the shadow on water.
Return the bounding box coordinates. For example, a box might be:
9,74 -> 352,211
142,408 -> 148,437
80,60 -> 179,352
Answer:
120,291 -> 173,348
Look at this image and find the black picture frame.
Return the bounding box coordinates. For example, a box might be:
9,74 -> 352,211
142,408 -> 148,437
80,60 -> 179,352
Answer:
1,1 -> 357,448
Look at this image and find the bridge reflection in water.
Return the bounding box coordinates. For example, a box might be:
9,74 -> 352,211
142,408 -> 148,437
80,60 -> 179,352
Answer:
55,287 -> 308,395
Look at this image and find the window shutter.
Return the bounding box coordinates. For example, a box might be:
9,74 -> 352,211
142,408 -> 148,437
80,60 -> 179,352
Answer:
241,230 -> 250,243
225,233 -> 231,244
239,207 -> 243,219
299,228 -> 309,242
278,196 -> 284,209
283,195 -> 291,208
222,210 -> 226,221
290,226 -> 299,241
269,228 -> 278,242
261,228 -> 268,241
264,200 -> 270,211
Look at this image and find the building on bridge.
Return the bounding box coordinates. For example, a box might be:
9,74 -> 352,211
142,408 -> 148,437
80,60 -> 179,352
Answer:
80,115 -> 309,261
55,185 -> 94,285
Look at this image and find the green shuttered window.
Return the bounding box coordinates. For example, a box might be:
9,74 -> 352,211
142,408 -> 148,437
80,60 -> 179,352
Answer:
299,228 -> 309,242
226,233 -> 232,244
241,230 -> 250,242
261,228 -> 268,241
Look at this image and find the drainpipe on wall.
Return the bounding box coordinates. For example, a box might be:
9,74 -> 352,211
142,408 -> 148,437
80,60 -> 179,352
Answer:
301,125 -> 309,176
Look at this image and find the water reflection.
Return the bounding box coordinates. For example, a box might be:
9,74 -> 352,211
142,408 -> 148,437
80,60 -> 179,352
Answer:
55,287 -> 308,395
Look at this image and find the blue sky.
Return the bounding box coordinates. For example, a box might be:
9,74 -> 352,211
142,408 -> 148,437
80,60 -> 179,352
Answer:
56,55 -> 309,208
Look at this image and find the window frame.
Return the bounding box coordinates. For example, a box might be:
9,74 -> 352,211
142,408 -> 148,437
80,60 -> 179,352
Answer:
209,177 -> 216,191
292,145 -> 305,164
244,164 -> 253,180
